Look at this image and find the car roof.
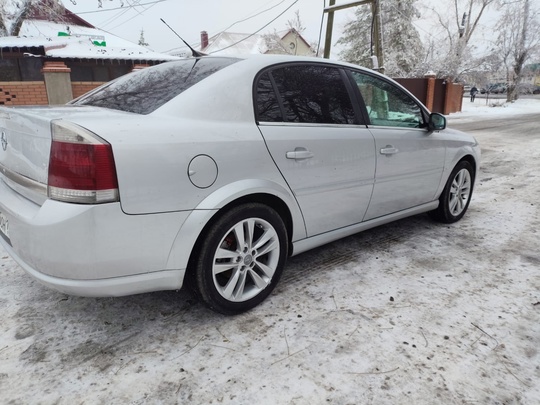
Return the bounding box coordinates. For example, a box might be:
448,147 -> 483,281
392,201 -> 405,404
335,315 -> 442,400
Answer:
152,55 -> 402,121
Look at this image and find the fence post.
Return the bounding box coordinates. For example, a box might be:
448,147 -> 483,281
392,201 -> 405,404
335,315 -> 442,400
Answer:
424,71 -> 436,111
443,82 -> 464,115
443,80 -> 451,115
41,61 -> 73,105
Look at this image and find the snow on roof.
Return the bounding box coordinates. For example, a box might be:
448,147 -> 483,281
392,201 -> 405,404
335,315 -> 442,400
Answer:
201,32 -> 268,56
0,19 -> 179,62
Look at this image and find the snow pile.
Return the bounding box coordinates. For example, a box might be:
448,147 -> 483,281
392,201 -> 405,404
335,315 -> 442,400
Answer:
449,97 -> 540,122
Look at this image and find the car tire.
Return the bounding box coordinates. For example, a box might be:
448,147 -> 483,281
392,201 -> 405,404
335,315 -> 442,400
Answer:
430,161 -> 475,224
192,203 -> 288,315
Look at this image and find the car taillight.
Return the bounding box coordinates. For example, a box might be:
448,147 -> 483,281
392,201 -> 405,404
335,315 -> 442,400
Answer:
48,120 -> 119,204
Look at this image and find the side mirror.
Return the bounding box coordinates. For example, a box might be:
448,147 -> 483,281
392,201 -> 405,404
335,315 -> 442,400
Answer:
428,113 -> 446,131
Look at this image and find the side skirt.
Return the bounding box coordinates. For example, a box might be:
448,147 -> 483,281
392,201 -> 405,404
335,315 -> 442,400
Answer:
291,201 -> 439,256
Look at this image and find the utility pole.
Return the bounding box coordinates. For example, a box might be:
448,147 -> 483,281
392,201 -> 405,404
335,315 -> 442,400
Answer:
323,0 -> 384,74
323,0 -> 337,59
371,0 -> 384,74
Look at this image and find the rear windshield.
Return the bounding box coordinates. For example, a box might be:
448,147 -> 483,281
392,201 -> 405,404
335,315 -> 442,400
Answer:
71,57 -> 240,114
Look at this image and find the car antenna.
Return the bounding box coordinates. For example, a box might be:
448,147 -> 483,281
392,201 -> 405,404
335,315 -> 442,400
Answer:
160,18 -> 206,57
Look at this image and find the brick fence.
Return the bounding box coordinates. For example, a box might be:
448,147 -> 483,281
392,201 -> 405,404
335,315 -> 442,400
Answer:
72,82 -> 106,99
2,72 -> 464,115
0,60 -> 146,106
395,76 -> 464,115
0,81 -> 104,106
0,81 -> 48,106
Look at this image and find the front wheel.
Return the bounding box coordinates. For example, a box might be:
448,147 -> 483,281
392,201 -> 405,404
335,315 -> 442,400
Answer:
192,203 -> 288,315
430,161 -> 475,223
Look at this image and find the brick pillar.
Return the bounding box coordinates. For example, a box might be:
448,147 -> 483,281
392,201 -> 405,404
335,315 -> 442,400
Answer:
41,61 -> 73,105
201,31 -> 209,49
424,71 -> 436,112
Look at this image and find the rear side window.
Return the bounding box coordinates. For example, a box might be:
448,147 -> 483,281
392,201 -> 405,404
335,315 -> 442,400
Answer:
72,57 -> 240,114
256,64 -> 357,125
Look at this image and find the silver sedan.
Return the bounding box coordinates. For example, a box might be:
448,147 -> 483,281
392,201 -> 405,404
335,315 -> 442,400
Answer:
0,55 -> 480,314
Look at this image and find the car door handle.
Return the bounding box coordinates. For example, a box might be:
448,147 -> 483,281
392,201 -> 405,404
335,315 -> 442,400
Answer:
286,148 -> 314,160
380,146 -> 399,155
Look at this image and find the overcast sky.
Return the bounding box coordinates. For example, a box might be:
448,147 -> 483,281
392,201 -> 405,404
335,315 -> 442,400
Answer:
60,0 -> 340,55
60,0 -> 502,58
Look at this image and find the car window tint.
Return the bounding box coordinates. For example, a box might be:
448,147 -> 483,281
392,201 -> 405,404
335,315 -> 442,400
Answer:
270,65 -> 356,124
351,71 -> 424,128
72,57 -> 240,114
256,72 -> 282,122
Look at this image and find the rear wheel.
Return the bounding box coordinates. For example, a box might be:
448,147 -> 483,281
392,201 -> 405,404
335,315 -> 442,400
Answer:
430,161 -> 475,223
193,203 -> 288,315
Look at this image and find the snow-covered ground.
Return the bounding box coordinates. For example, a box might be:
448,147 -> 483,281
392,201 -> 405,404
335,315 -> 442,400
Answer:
1,100 -> 539,404
451,95 -> 540,122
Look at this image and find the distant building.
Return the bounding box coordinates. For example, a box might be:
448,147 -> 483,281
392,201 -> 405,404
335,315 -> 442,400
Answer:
0,2 -> 178,106
169,29 -> 316,58
264,28 -> 316,57
0,2 -> 178,83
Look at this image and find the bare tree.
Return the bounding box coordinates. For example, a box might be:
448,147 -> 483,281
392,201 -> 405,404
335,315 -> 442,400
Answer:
496,0 -> 540,101
1,0 -> 64,36
0,0 -> 116,37
1,0 -> 33,36
262,10 -> 315,56
424,0 -> 498,81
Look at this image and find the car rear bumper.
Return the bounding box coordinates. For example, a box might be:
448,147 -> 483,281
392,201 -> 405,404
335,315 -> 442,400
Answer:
1,240 -> 184,296
0,179 -> 190,295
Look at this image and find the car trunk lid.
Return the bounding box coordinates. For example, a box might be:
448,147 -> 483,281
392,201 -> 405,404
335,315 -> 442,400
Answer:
0,107 -> 55,204
0,105 -> 123,205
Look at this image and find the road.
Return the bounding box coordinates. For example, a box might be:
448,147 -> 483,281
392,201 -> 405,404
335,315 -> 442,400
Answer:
1,110 -> 539,404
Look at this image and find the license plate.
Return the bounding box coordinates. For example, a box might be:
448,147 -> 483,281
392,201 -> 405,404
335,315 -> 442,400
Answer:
0,211 -> 10,242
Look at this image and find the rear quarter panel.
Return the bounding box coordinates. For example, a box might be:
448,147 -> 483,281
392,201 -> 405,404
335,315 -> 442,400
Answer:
72,116 -> 296,214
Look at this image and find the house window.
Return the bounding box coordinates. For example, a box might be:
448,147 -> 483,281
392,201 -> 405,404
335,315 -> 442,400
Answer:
110,65 -> 131,79
69,63 -> 142,82
19,58 -> 44,81
0,59 -> 21,81
70,65 -> 93,81
93,65 -> 110,82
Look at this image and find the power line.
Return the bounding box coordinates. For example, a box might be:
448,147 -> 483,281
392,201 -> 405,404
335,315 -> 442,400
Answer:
164,0 -> 299,55
166,0 -> 289,52
122,0 -> 147,18
98,1 -> 138,28
74,0 -> 169,14
220,0 -> 288,33
100,11 -> 132,29
107,0 -> 161,31
209,0 -> 299,54
384,3 -> 437,41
